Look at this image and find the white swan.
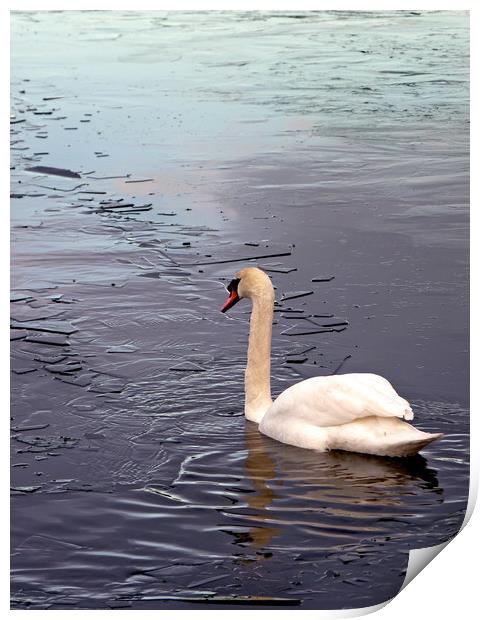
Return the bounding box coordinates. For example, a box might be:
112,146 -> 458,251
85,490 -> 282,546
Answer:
220,267 -> 442,458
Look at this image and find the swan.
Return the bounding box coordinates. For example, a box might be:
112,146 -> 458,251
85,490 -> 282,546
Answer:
220,267 -> 442,458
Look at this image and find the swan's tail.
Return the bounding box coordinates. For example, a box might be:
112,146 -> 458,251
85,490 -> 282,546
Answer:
326,416 -> 443,458
385,431 -> 443,458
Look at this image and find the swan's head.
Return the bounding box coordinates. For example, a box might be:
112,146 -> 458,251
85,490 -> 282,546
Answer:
221,267 -> 274,313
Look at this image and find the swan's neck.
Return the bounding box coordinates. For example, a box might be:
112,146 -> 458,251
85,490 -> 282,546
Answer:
245,293 -> 274,424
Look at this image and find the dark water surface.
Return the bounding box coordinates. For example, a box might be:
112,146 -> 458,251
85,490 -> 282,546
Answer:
11,11 -> 469,610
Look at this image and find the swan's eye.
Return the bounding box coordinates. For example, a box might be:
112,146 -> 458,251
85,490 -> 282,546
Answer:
227,278 -> 240,294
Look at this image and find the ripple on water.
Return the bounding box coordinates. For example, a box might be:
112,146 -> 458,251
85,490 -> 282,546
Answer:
11,398 -> 468,608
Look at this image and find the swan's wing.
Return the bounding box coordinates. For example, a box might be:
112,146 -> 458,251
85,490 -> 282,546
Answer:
352,374 -> 413,418
269,373 -> 413,428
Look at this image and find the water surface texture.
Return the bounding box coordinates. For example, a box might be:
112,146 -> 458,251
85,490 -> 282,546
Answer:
11,11 -> 469,610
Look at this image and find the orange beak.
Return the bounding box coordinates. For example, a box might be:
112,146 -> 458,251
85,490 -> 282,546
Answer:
221,289 -> 240,313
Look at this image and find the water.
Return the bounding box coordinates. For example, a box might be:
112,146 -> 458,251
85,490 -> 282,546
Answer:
11,10 -> 469,609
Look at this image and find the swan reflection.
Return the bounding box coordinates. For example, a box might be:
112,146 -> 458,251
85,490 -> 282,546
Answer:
229,422 -> 443,556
